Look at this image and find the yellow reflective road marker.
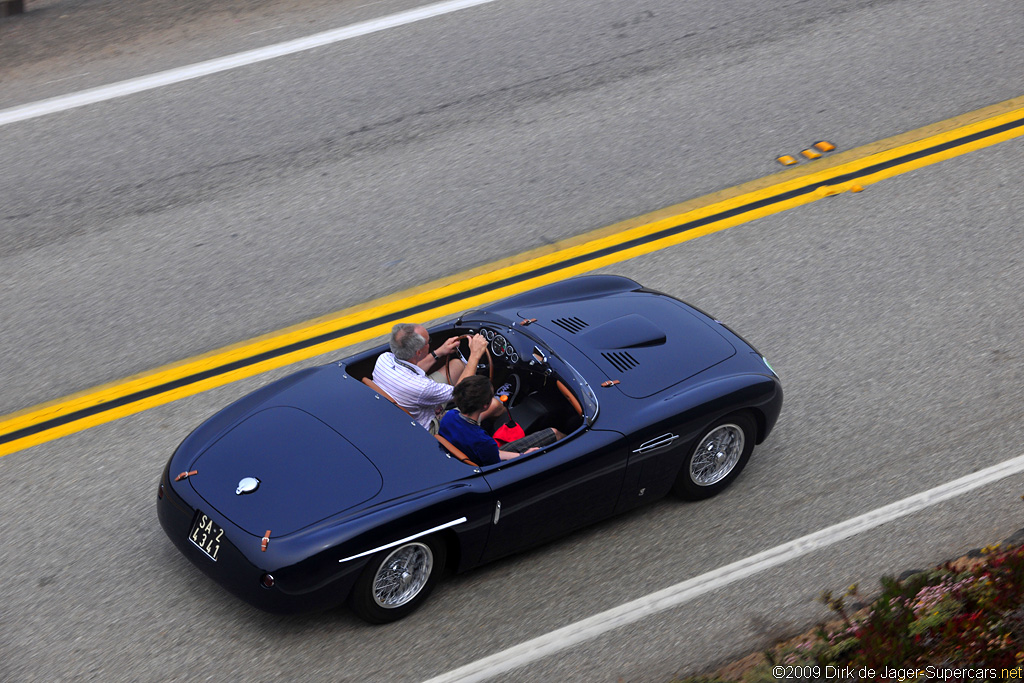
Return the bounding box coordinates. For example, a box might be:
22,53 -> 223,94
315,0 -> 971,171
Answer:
2,96 -> 1023,457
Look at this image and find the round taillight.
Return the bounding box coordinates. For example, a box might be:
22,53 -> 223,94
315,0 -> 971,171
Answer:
158,484 -> 164,500
260,573 -> 275,589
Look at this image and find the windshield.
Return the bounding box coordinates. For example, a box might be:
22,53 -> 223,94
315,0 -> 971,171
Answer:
451,315 -> 599,426
510,325 -> 599,426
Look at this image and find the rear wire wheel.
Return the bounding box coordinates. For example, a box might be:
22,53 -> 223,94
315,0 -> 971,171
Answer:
349,536 -> 446,624
673,412 -> 756,500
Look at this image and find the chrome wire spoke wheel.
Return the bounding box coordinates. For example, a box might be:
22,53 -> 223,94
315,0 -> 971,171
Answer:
372,542 -> 434,609
689,423 -> 744,486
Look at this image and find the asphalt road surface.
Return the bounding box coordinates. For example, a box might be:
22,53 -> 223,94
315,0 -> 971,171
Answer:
1,0 -> 1022,680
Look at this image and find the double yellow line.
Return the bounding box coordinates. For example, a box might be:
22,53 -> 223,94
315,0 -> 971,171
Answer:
2,96 -> 1023,458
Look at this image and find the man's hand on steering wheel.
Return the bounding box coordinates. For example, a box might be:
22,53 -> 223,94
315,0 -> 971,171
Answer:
434,335 -> 462,358
466,333 -> 488,359
451,333 -> 493,383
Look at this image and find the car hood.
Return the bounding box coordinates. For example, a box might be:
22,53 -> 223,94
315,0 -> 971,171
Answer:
519,293 -> 736,398
189,406 -> 383,536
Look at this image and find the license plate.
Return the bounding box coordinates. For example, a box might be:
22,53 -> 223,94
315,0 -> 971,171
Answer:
189,511 -> 225,561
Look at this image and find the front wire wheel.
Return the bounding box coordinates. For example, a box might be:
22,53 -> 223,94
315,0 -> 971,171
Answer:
690,424 -> 744,486
349,536 -> 446,624
673,412 -> 756,500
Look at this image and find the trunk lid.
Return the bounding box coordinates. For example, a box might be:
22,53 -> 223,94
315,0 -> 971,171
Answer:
189,406 -> 383,536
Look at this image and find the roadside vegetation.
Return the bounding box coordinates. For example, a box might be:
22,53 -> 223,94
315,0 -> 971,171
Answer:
675,534 -> 1024,682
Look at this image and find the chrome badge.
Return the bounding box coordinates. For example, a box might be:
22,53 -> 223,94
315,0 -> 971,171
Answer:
235,477 -> 260,495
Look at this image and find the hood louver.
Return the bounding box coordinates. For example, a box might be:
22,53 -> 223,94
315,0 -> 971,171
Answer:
552,317 -> 589,334
602,351 -> 639,373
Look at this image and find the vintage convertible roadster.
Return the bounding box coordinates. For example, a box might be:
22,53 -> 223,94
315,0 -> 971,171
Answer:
157,275 -> 782,622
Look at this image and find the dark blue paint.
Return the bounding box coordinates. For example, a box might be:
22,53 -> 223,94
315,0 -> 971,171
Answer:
157,275 -> 783,617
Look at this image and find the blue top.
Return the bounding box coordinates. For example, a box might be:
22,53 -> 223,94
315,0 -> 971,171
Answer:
438,409 -> 499,466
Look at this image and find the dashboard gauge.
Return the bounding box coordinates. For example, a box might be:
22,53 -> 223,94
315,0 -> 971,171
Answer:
490,335 -> 509,357
481,328 -> 495,340
508,352 -> 519,364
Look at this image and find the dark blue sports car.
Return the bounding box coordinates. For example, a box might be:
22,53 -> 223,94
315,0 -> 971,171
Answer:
157,276 -> 782,623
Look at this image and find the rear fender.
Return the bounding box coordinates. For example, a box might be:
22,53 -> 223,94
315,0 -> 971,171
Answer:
279,479 -> 493,596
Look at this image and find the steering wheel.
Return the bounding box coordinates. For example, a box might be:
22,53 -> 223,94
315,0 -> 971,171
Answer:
454,334 -> 494,382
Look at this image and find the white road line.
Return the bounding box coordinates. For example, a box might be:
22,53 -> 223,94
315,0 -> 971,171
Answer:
0,0 -> 496,128
423,452 -> 1024,683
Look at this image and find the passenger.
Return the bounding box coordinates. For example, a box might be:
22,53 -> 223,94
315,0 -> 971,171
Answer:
439,375 -> 562,466
373,323 -> 502,433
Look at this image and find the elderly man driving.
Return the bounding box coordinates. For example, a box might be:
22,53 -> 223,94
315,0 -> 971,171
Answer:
372,323 -> 501,433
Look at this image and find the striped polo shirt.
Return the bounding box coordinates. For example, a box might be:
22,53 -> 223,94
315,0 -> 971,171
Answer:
372,351 -> 454,430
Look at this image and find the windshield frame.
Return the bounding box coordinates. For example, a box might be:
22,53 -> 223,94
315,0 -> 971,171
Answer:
454,314 -> 599,426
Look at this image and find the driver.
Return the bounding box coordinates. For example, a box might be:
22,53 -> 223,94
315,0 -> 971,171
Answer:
439,375 -> 562,465
373,323 -> 502,433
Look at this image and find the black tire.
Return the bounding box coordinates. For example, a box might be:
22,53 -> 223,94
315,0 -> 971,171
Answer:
673,412 -> 756,500
349,536 -> 446,624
